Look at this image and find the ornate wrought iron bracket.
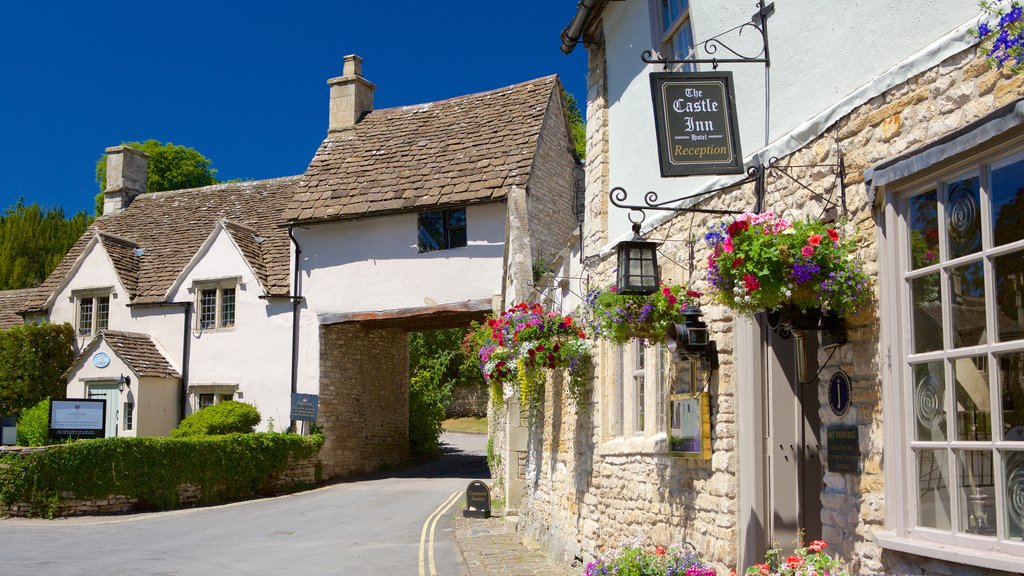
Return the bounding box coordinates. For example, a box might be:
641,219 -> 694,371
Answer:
642,1 -> 774,71
608,153 -> 847,224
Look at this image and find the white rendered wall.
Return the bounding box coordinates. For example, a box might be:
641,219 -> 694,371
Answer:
602,0 -> 979,241
50,242 -> 135,351
294,202 -> 507,389
169,228 -> 293,428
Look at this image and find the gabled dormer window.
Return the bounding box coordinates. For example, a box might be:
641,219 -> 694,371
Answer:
417,208 -> 467,253
75,290 -> 111,337
193,278 -> 239,331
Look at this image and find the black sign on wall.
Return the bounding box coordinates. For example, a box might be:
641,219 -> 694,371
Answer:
650,71 -> 744,177
827,425 -> 860,474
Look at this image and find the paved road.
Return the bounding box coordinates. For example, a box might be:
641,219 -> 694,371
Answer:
0,432 -> 489,576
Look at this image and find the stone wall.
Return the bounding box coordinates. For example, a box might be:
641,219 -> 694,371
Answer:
446,381 -> 488,418
527,86 -> 581,270
317,323 -> 410,479
511,39 -> 1024,576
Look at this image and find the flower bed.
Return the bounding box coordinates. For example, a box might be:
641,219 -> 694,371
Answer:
583,542 -> 716,576
585,282 -> 702,345
745,539 -> 849,576
705,212 -> 869,317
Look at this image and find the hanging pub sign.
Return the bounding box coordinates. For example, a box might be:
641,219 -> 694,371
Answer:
650,71 -> 744,177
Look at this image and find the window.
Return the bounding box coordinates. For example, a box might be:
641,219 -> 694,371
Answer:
417,208 -> 467,253
654,0 -> 696,68
197,285 -> 236,330
889,147 -> 1024,556
123,402 -> 133,431
76,293 -> 110,336
189,384 -> 237,412
607,342 -> 670,441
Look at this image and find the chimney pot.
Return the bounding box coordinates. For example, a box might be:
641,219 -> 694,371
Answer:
328,54 -> 375,133
103,146 -> 149,216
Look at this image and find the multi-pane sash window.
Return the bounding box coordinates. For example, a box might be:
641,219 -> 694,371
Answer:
608,342 -> 670,440
77,294 -> 110,336
657,0 -> 696,68
198,286 -> 236,330
633,341 -> 646,433
417,208 -> 467,253
123,402 -> 133,431
897,150 -> 1024,549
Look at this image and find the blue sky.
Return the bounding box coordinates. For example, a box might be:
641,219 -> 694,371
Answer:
0,1 -> 586,217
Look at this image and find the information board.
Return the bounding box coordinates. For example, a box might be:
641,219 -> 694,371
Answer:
50,399 -> 106,441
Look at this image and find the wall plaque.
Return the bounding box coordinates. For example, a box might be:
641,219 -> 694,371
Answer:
828,369 -> 852,417
650,71 -> 744,177
463,480 -> 491,518
827,425 -> 860,474
290,393 -> 319,422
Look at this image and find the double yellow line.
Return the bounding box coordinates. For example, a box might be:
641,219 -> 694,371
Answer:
418,490 -> 461,576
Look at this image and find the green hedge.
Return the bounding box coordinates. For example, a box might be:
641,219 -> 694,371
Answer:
170,401 -> 261,437
0,433 -> 323,517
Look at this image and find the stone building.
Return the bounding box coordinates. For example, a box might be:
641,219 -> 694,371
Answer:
10,56 -> 580,479
498,2 -> 1024,574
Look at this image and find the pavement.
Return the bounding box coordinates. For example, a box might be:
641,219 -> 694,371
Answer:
453,510 -> 578,576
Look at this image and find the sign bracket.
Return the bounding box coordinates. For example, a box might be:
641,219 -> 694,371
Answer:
641,1 -> 774,72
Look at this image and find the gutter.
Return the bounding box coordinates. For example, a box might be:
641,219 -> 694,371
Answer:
560,0 -> 603,55
179,302 -> 192,422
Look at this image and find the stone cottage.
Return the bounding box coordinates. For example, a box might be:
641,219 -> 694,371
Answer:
497,1 -> 1024,574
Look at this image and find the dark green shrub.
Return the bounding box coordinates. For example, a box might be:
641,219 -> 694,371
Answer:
0,433 -> 323,517
409,370 -> 450,455
16,397 -> 50,447
170,401 -> 261,437
0,323 -> 75,417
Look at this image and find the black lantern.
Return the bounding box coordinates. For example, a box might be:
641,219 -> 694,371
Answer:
667,303 -> 719,370
616,222 -> 660,295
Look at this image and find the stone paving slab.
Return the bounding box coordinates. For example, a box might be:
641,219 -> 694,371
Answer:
453,514 -> 577,576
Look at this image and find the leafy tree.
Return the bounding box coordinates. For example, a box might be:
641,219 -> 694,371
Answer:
0,201 -> 90,290
0,323 -> 76,418
408,328 -> 484,454
561,89 -> 586,160
94,140 -> 219,215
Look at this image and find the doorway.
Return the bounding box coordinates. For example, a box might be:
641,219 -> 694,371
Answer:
765,326 -> 824,552
87,383 -> 119,438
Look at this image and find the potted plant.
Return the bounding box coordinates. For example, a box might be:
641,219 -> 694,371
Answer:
705,212 -> 870,327
744,539 -> 849,576
585,282 -> 702,345
465,302 -> 591,408
583,540 -> 717,576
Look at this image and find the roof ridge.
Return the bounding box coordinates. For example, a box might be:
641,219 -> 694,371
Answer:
369,74 -> 558,115
132,174 -> 304,201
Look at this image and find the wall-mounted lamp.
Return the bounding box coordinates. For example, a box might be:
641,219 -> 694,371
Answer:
118,374 -> 131,393
666,303 -> 719,370
615,222 -> 660,295
821,313 -> 848,350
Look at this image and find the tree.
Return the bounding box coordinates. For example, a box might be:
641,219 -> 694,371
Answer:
561,89 -> 586,160
0,200 -> 91,290
0,323 -> 76,417
94,140 -> 219,215
408,328 -> 484,454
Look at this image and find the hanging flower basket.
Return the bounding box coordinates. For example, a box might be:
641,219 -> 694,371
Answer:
705,212 -> 870,318
584,282 -> 702,345
464,302 -> 591,409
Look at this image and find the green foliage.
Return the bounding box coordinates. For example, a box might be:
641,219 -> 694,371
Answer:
485,435 -> 500,478
561,89 -> 586,160
170,401 -> 261,437
585,283 -> 701,345
0,433 -> 323,517
16,397 -> 51,447
409,370 -> 450,455
745,538 -> 849,576
94,140 -> 219,215
0,323 -> 75,418
583,542 -> 715,576
0,200 -> 91,290
408,328 -> 484,454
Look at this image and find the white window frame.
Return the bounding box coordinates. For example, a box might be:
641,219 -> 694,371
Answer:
187,383 -> 239,412
600,341 -> 671,453
73,289 -> 112,337
878,135 -> 1024,571
193,278 -> 238,331
649,0 -> 697,69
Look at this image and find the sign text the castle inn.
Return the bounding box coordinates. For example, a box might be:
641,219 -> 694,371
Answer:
650,71 -> 744,177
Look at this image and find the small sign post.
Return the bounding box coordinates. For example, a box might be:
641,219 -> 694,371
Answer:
463,480 -> 491,519
49,399 -> 106,441
290,393 -> 319,422
827,425 -> 860,474
1,416 -> 16,446
650,71 -> 744,177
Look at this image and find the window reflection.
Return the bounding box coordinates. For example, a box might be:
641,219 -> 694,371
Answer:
918,449 -> 952,530
992,157 -> 1024,246
946,176 -> 982,259
996,251 -> 1024,343
950,261 -> 986,348
909,190 -> 939,270
912,273 -> 943,353
953,356 -> 991,441
998,352 -> 1024,441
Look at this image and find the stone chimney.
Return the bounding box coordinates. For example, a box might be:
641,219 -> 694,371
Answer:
327,54 -> 375,133
103,146 -> 149,216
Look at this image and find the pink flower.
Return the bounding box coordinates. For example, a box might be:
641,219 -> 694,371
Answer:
801,245 -> 815,257
743,274 -> 760,293
662,285 -> 672,297
686,290 -> 702,298
827,228 -> 839,242
808,234 -> 823,246
724,236 -> 734,253
667,294 -> 678,306
808,539 -> 828,553
786,555 -> 803,568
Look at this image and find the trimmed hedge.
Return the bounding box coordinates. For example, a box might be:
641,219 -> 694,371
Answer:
170,401 -> 261,437
0,433 -> 323,517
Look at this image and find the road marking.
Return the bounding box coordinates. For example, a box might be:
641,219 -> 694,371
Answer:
419,490 -> 461,576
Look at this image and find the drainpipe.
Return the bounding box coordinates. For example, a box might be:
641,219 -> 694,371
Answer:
560,0 -> 601,55
179,302 -> 192,422
288,226 -> 304,432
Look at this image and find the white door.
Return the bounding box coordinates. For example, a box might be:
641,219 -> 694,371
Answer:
87,384 -> 119,438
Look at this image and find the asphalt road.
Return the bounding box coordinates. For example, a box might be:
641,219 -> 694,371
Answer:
0,432 -> 489,576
